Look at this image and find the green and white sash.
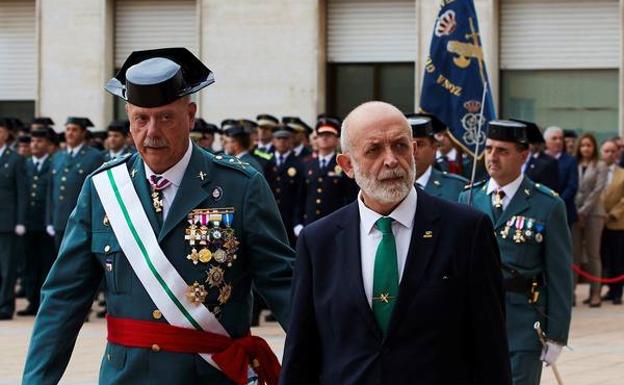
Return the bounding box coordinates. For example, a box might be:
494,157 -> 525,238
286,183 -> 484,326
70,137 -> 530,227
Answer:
92,163 -> 227,368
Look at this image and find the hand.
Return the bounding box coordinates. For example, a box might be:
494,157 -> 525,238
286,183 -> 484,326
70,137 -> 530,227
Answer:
14,224 -> 26,236
540,341 -> 563,366
46,225 -> 56,237
293,224 -> 304,237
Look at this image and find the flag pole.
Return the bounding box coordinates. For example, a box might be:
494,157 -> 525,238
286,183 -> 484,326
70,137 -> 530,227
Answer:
467,81 -> 488,206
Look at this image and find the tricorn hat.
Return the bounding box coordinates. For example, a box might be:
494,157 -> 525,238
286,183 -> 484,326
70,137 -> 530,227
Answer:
486,120 -> 528,145
105,47 -> 214,108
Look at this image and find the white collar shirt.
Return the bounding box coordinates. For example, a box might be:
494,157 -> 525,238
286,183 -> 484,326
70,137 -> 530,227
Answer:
415,165 -> 433,189
607,164 -> 616,185
436,147 -> 457,162
275,151 -> 291,166
0,144 -> 6,159
318,152 -> 335,168
293,143 -> 305,156
486,173 -> 524,211
67,142 -> 84,157
32,154 -> 49,171
144,140 -> 193,221
358,186 -> 417,307
109,147 -> 125,159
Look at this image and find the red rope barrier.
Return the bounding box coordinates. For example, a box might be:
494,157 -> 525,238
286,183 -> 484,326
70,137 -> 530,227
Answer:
572,264 -> 624,284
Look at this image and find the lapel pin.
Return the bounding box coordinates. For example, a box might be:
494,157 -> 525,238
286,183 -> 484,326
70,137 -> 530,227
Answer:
423,230 -> 433,238
198,171 -> 207,181
524,189 -> 530,196
131,169 -> 137,178
433,180 -> 441,186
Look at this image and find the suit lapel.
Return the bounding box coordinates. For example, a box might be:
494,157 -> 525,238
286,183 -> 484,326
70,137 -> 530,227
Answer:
386,190 -> 440,336
158,145 -> 212,242
496,177 -> 531,228
336,202 -> 383,341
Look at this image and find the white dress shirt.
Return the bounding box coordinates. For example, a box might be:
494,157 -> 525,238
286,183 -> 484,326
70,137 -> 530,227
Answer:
436,147 -> 458,162
67,142 -> 85,157
318,152 -> 335,169
415,165 -> 433,189
358,186 -> 417,307
32,154 -> 49,171
275,151 -> 291,167
144,140 -> 193,221
109,147 -> 126,159
0,144 -> 6,158
607,164 -> 615,185
486,173 -> 524,211
293,143 -> 305,157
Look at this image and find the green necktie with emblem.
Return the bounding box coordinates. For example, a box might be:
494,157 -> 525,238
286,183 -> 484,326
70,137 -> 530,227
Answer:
372,217 -> 399,334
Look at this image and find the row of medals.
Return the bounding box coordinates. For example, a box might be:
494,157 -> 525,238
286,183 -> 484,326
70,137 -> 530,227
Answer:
184,208 -> 239,314
500,215 -> 544,244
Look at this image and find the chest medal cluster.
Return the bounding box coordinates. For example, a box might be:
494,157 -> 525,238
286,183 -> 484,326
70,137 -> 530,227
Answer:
499,215 -> 544,244
184,208 -> 240,314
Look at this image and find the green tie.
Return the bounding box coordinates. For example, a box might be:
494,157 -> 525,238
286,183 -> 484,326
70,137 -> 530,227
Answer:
372,217 -> 399,334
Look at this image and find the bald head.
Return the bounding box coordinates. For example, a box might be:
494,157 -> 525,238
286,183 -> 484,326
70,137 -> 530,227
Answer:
336,101 -> 416,215
341,101 -> 411,153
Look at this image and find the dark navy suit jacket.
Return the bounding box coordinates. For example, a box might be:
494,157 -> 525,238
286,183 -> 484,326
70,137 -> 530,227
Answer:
525,152 -> 560,192
555,152 -> 578,224
280,190 -> 512,385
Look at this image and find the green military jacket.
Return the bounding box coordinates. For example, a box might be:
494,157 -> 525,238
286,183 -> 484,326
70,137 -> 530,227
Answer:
25,155 -> 53,232
23,144 -> 294,385
459,176 -> 572,351
0,146 -> 27,231
239,152 -> 264,174
422,167 -> 468,202
47,145 -> 104,232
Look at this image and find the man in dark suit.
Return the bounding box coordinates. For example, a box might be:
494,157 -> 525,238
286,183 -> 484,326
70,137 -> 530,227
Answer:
544,126 -> 578,225
283,116 -> 312,160
511,119 -> 560,192
280,101 -> 511,385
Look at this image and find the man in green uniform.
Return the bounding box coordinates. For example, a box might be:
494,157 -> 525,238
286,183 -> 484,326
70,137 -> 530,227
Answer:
18,128 -> 55,316
23,47 -> 293,385
459,120 -> 573,385
222,121 -> 264,174
46,117 -> 104,249
103,120 -> 134,162
408,114 -> 468,202
0,118 -> 27,320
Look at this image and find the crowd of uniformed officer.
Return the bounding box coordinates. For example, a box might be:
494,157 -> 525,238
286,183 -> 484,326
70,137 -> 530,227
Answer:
0,109 -> 502,322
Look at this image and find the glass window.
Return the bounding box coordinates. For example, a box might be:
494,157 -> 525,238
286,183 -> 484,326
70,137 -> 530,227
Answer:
0,101 -> 35,124
327,63 -> 415,118
501,70 -> 619,143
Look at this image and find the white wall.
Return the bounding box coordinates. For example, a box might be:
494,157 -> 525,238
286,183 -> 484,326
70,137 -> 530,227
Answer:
38,0 -> 113,131
198,0 -> 322,125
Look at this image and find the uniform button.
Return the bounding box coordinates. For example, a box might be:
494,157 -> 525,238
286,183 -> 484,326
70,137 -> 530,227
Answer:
276,188 -> 281,193
152,344 -> 161,352
276,199 -> 281,204
317,188 -> 322,193
303,214 -> 307,219
32,183 -> 37,188
107,353 -> 111,361
276,177 -> 281,182
33,176 -> 39,180
216,155 -> 223,160
152,309 -> 162,319
60,185 -> 65,191
315,210 -> 321,215
61,176 -> 67,181
64,168 -> 69,173
318,177 -> 323,182
59,195 -> 64,200
104,245 -> 111,253
30,202 -> 35,207
316,199 -> 321,204
31,192 -> 36,197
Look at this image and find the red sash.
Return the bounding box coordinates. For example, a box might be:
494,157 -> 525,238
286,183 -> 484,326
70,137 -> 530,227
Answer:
106,315 -> 280,385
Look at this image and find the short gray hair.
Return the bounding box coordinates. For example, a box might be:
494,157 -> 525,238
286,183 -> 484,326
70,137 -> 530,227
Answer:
340,121 -> 351,153
544,126 -> 563,140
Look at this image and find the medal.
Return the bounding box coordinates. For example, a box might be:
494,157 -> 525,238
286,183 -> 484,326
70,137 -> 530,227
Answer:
186,282 -> 208,305
287,167 -> 297,177
525,218 -> 534,238
218,283 -> 232,305
151,191 -> 163,212
206,266 -> 225,288
535,223 -> 545,243
500,216 -> 515,239
213,248 -> 227,263
513,216 -> 526,243
198,248 -> 212,263
187,248 -> 201,265
493,189 -> 504,209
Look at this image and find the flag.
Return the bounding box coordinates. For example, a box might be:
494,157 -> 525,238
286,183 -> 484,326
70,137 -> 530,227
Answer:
419,0 -> 496,158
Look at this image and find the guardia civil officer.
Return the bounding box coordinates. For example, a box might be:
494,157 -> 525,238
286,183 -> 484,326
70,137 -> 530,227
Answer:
23,47 -> 293,385
103,120 -> 134,162
282,117 -> 312,160
459,120 -> 573,385
46,117 -> 104,249
222,120 -> 264,174
17,128 -> 55,316
0,118 -> 27,320
408,114 -> 468,202
191,118 -> 218,153
293,115 -> 357,236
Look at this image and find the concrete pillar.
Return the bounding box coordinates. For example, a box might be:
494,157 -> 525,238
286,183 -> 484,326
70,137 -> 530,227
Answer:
199,0 -> 322,124
38,0 -> 113,131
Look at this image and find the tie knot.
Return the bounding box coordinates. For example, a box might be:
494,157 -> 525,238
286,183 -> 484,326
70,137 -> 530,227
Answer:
495,189 -> 506,199
149,175 -> 171,191
375,217 -> 393,234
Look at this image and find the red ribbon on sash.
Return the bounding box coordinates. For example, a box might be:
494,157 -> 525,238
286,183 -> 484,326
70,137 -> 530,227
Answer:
106,315 -> 280,385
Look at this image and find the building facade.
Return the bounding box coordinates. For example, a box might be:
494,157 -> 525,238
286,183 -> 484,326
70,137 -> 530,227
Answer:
0,0 -> 622,141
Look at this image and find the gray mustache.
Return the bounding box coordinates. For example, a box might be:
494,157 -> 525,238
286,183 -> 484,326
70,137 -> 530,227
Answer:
143,137 -> 169,148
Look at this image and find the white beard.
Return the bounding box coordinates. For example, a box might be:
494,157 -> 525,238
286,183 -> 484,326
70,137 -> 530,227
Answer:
352,159 -> 416,204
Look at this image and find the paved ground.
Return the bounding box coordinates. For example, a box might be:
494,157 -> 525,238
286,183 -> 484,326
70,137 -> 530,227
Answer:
1,286 -> 623,385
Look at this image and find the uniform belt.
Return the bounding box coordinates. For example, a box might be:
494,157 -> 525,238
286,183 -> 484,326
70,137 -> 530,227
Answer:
106,315 -> 280,385
503,274 -> 544,293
